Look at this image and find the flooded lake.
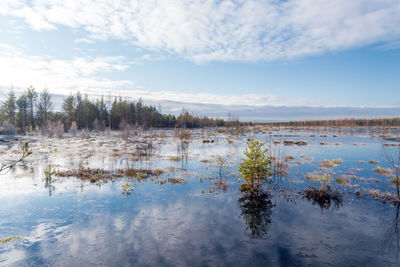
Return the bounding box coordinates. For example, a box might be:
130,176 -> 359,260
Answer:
1,127 -> 400,266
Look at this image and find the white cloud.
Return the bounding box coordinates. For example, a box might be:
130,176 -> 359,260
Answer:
74,38 -> 95,44
81,87 -> 314,108
1,0 -> 400,62
0,43 -> 133,94
0,43 -> 312,109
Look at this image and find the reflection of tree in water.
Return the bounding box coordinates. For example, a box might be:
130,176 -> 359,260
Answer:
44,174 -> 55,196
44,164 -> 55,196
384,203 -> 400,264
178,141 -> 189,169
238,188 -> 274,237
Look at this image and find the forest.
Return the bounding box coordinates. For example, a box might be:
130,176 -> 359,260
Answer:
1,87 -> 399,136
0,87 -> 233,135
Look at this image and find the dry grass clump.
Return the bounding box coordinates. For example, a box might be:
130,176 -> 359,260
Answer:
110,151 -> 122,158
335,177 -> 350,186
121,168 -> 164,179
368,189 -> 398,203
166,166 -> 176,173
55,167 -> 162,182
170,155 -> 182,161
320,159 -> 343,168
383,143 -> 400,147
167,177 -> 186,184
304,172 -> 332,183
273,161 -> 290,175
55,168 -> 116,182
211,179 -> 229,192
305,173 -> 319,181
283,140 -> 294,145
294,140 -> 307,146
274,167 -> 289,175
285,155 -> 295,162
320,142 -> 341,146
373,166 -> 392,176
359,177 -> 381,183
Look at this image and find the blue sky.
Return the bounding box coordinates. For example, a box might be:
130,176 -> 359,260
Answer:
0,0 -> 400,119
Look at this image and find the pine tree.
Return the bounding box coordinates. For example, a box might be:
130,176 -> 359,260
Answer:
63,94 -> 75,130
26,86 -> 37,129
238,137 -> 271,190
37,88 -> 52,127
2,88 -> 17,126
16,94 -> 28,133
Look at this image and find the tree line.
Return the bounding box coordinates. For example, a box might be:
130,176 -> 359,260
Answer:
0,87 -> 236,134
263,117 -> 400,127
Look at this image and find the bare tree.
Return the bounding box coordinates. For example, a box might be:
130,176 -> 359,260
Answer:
385,145 -> 400,201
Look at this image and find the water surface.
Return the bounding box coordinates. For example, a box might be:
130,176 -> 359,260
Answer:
1,128 -> 400,266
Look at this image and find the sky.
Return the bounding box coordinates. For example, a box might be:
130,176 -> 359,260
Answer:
0,0 -> 399,120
